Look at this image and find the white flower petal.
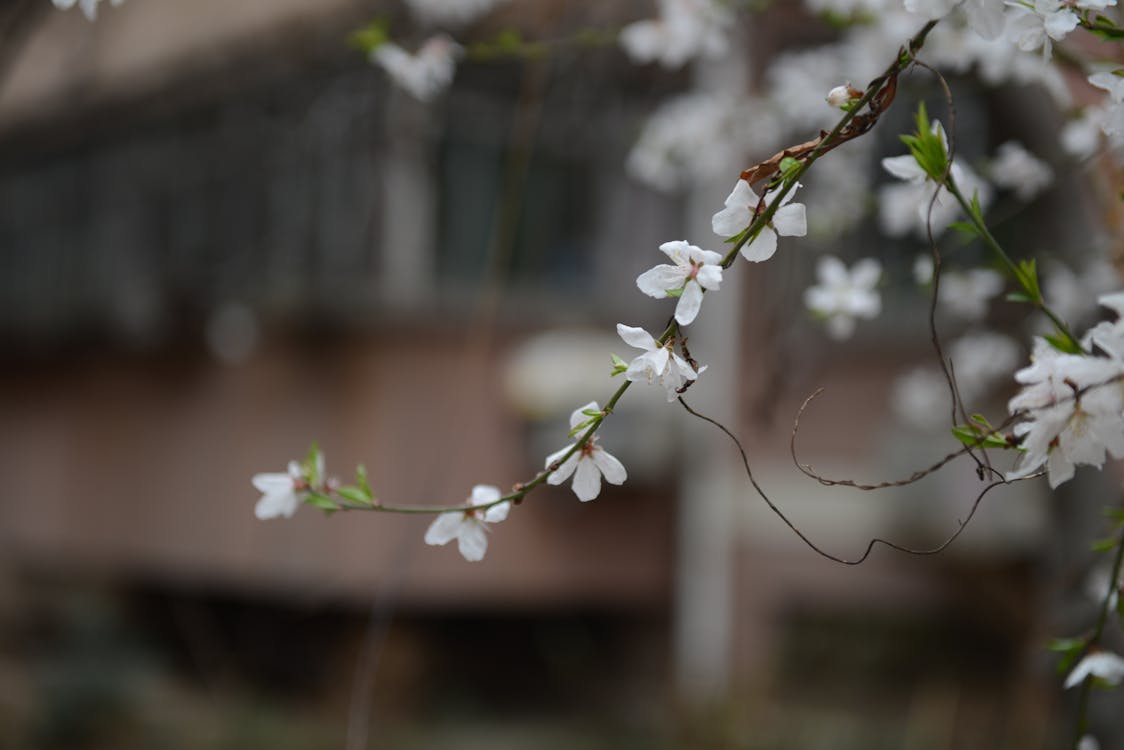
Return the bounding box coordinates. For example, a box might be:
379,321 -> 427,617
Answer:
772,203 -> 807,238
470,484 -> 502,506
636,265 -> 684,298
483,500 -> 511,523
547,450 -> 580,484
571,456 -> 602,501
424,511 -> 465,546
741,227 -> 777,262
676,279 -> 704,325
591,447 -> 627,485
617,323 -> 658,351
570,400 -> 600,429
456,520 -> 489,562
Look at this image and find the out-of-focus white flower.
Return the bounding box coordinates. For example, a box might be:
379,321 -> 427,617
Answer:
52,0 -> 123,21
1061,111 -> 1103,160
636,240 -> 724,326
914,255 -> 935,285
371,35 -> 462,102
905,0 -> 1007,35
617,324 -> 703,401
627,92 -> 742,191
892,367 -> 952,430
1064,650 -> 1124,689
620,0 -> 732,69
950,330 -> 1022,401
424,484 -> 510,562
1078,735 -> 1101,750
938,268 -> 1005,321
1007,337 -> 1124,488
545,402 -> 627,502
1085,565 -> 1121,610
804,256 -> 882,340
403,0 -> 503,25
253,459 -> 315,520
1083,291 -> 1124,360
712,180 -> 807,262
989,141 -> 1053,200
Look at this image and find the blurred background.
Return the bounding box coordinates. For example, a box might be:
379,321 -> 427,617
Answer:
0,0 -> 1119,748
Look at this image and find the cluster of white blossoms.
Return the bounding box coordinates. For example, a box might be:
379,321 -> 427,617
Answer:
619,0 -> 733,70
1007,293 -> 1124,488
51,0 -> 123,21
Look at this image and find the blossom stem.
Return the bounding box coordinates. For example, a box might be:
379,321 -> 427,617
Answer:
301,21 -> 943,518
719,19 -> 940,270
943,176 -> 1083,353
1071,523 -> 1124,749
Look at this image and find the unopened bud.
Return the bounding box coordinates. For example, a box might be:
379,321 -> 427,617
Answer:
826,83 -> 862,109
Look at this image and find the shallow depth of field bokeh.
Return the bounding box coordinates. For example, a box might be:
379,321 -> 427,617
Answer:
0,1 -> 1119,748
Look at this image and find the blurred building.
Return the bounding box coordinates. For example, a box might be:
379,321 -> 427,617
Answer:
0,2 -> 1084,748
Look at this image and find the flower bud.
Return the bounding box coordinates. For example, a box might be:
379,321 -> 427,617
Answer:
826,85 -> 852,108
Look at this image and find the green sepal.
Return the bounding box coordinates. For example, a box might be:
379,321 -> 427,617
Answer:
665,287 -> 684,298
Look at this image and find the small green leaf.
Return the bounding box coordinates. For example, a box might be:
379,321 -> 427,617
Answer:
1006,291 -> 1034,303
1049,637 -> 1087,674
666,287 -> 684,298
779,156 -> 800,177
356,464 -> 373,499
305,493 -> 338,513
948,221 -> 979,238
951,424 -> 1011,449
1091,536 -> 1119,553
1044,333 -> 1083,355
348,19 -> 390,54
610,353 -> 628,376
337,486 -> 371,506
304,443 -> 322,486
581,408 -> 603,418
1102,507 -> 1124,521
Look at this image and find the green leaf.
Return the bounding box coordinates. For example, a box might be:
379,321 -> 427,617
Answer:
1049,637 -> 1087,674
779,156 -> 800,177
581,408 -> 603,418
1044,332 -> 1083,355
1102,507 -> 1124,521
610,353 -> 628,376
951,424 -> 1011,449
305,493 -> 338,513
1091,536 -> 1119,553
356,464 -> 373,499
1006,291 -> 1034,303
948,221 -> 979,238
348,19 -> 390,54
304,443 -> 322,486
337,486 -> 371,506
665,287 -> 684,298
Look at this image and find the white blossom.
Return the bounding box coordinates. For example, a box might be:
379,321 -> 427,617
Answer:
253,459 -> 316,520
617,324 -> 703,401
545,402 -> 627,502
950,330 -> 1022,401
712,180 -> 807,262
1064,650 -> 1124,689
905,0 -> 1007,37
1006,0 -> 1079,59
989,141 -> 1053,200
636,240 -> 723,326
620,0 -> 732,69
52,0 -> 123,21
403,0 -> 504,25
371,35 -> 462,102
626,92 -> 742,191
1007,337 -> 1124,488
804,256 -> 882,340
1061,110 -> 1104,160
424,484 -> 511,562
